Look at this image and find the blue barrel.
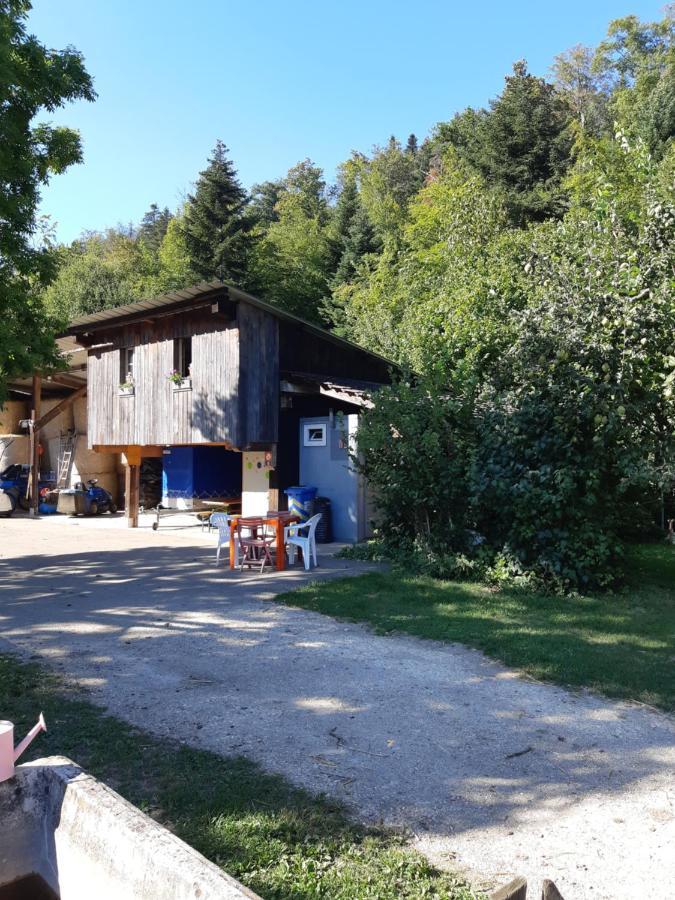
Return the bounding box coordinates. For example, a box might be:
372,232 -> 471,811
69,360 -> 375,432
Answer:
284,485 -> 317,522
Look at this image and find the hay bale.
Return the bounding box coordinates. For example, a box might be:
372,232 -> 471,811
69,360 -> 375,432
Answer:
46,435 -> 75,481
73,396 -> 88,434
0,435 -> 30,469
72,439 -> 115,475
0,400 -> 28,434
38,398 -> 74,441
47,435 -> 115,483
46,436 -> 62,476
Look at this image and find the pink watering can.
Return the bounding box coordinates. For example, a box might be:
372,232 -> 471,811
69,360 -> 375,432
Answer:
0,714 -> 47,782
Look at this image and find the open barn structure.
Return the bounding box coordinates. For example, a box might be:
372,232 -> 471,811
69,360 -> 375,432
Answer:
7,282 -> 393,539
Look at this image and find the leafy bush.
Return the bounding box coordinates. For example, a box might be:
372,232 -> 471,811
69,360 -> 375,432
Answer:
355,374 -> 477,556
354,136 -> 675,592
338,536 -> 486,581
472,385 -> 625,590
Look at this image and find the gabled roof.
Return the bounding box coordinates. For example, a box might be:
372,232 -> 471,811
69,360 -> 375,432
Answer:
65,280 -> 396,371
65,282 -> 226,331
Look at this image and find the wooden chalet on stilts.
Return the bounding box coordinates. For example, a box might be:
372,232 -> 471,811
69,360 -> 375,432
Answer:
15,281 -> 392,538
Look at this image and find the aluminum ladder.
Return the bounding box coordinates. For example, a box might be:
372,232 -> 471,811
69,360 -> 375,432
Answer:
56,431 -> 77,489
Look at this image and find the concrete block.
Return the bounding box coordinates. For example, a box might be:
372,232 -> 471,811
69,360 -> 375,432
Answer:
0,756 -> 259,899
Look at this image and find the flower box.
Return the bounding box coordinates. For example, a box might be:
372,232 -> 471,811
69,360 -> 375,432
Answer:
171,377 -> 192,392
118,385 -> 135,397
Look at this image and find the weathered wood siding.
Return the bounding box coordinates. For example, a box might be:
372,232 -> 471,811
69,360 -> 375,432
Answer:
238,303 -> 279,445
85,293 -> 393,450
278,320 -> 391,383
87,310 -> 241,447
87,300 -> 280,449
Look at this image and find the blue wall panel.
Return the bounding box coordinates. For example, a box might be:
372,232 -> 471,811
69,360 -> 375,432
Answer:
299,416 -> 358,542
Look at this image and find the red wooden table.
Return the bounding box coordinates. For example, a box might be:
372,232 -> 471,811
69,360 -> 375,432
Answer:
229,512 -> 300,571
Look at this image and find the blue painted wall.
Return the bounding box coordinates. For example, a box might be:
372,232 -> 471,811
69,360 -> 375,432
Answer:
299,415 -> 358,542
162,446 -> 241,505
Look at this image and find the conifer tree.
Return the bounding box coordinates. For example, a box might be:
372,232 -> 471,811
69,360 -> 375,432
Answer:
331,172 -> 379,287
138,203 -> 172,254
249,180 -> 284,227
322,167 -> 380,331
183,141 -> 251,284
483,62 -> 572,223
442,62 -> 572,224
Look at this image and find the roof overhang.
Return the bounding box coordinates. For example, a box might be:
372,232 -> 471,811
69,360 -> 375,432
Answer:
280,373 -> 379,408
7,336 -> 88,398
64,280 -> 396,374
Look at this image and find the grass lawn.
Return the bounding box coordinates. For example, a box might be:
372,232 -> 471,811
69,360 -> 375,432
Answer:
278,543 -> 675,712
0,654 -> 475,900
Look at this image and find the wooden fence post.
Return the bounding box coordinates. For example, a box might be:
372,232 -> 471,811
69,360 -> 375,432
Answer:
28,374 -> 41,516
541,879 -> 565,900
123,446 -> 141,528
489,876 -> 527,900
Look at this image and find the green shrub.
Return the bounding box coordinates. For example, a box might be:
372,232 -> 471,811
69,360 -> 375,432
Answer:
353,138 -> 675,592
355,374 -> 477,556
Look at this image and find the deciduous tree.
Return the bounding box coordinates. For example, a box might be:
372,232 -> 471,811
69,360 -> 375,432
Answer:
249,160 -> 334,323
594,10 -> 675,156
0,0 -> 94,400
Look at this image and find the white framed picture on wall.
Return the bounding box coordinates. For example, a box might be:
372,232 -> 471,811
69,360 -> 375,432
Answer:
303,423 -> 327,447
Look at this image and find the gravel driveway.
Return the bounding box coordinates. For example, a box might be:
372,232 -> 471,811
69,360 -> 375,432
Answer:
1,517 -> 673,899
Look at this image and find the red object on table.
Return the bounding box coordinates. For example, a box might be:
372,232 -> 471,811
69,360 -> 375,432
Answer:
229,511 -> 299,570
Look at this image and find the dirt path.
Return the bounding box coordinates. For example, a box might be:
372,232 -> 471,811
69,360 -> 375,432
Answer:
1,517 -> 673,898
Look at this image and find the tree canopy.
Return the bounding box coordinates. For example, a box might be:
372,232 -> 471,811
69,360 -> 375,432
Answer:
437,62 -> 573,224
0,0 -> 94,402
31,5 -> 675,588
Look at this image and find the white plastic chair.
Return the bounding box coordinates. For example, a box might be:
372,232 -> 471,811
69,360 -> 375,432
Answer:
284,513 -> 321,571
211,513 -> 239,566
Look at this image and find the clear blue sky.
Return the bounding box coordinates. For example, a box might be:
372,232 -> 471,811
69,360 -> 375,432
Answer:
29,0 -> 665,244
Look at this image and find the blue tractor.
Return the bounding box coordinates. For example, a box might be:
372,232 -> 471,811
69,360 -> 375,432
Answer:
0,465 -> 116,517
0,464 -> 54,517
57,479 -> 117,516
1,464 -> 32,516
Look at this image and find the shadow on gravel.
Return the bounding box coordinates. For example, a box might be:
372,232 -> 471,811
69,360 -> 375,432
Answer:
0,540 -> 673,845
